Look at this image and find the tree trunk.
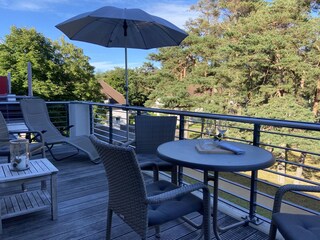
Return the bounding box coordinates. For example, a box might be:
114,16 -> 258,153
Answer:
277,144 -> 288,184
312,79 -> 320,117
294,152 -> 306,185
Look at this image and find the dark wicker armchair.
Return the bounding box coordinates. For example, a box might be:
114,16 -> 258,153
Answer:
123,115 -> 178,183
90,135 -> 211,240
269,184 -> 320,240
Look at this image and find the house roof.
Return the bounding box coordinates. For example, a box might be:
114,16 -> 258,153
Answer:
98,80 -> 126,104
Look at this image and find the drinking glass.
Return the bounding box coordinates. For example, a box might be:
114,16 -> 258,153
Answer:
205,119 -> 214,139
216,120 -> 228,140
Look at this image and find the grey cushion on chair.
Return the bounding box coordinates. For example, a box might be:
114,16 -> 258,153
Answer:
269,184 -> 320,240
137,153 -> 174,169
147,180 -> 203,227
272,213 -> 320,240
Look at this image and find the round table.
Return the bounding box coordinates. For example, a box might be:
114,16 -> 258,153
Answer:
157,139 -> 275,240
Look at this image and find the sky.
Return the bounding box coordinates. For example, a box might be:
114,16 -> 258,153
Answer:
0,0 -> 198,72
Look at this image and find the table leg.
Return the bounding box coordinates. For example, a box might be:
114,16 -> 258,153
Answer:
203,170 -> 211,240
0,199 -> 2,234
51,173 -> 58,220
212,171 -> 222,240
41,180 -> 47,190
210,171 -> 250,240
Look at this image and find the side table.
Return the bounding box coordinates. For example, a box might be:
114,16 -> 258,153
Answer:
0,158 -> 58,233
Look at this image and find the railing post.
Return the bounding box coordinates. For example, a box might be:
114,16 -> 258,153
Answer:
178,115 -> 185,185
109,106 -> 113,144
179,115 -> 185,140
89,104 -> 93,134
249,123 -> 261,223
69,103 -> 91,137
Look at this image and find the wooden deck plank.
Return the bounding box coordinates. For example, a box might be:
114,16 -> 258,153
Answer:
0,148 -> 269,240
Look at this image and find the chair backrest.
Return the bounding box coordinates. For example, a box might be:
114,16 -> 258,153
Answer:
0,111 -> 9,148
90,135 -> 148,237
20,98 -> 62,141
135,115 -> 177,154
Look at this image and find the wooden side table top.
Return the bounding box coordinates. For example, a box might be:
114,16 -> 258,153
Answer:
0,158 -> 58,183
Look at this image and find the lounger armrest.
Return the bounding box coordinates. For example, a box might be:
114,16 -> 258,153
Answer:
147,183 -> 208,204
57,125 -> 73,136
9,130 -> 44,144
59,125 -> 74,131
272,184 -> 320,214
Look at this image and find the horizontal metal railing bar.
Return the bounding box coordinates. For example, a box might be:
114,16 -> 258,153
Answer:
81,102 -> 320,131
255,142 -> 320,158
264,168 -> 320,186
275,159 -> 320,171
278,198 -> 320,215
260,128 -> 320,141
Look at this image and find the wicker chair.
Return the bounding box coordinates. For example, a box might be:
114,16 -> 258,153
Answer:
90,135 -> 210,240
269,184 -> 320,240
123,115 -> 178,183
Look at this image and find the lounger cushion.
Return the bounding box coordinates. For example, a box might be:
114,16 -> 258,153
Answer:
146,180 -> 203,226
273,213 -> 320,240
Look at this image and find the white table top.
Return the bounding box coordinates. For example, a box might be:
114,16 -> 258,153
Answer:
157,139 -> 275,172
0,158 -> 58,183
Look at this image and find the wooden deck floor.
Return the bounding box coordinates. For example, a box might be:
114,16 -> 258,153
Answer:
0,146 -> 269,240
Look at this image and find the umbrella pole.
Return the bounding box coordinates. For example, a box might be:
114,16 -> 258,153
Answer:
125,47 -> 129,106
125,47 -> 129,140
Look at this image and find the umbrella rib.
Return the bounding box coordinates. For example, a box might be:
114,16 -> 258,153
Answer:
106,19 -> 126,47
67,17 -> 98,40
155,24 -> 183,46
131,20 -> 148,48
135,21 -> 182,49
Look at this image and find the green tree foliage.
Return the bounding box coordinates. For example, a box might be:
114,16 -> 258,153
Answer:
149,0 -> 320,123
0,26 -> 102,101
96,62 -> 157,106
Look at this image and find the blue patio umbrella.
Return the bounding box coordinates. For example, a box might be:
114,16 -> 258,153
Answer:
56,6 -> 188,105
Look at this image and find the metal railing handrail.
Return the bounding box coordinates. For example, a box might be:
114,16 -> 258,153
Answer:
79,101 -> 320,131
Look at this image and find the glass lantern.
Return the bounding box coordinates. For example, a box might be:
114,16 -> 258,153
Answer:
10,139 -> 30,171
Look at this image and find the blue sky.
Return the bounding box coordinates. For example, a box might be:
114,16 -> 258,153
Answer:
0,0 -> 198,72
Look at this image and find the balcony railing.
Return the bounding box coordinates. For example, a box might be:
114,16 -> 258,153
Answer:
1,99 -> 319,229
90,102 -> 320,226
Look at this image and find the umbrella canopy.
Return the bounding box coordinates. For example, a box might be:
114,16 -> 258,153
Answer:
56,6 -> 188,105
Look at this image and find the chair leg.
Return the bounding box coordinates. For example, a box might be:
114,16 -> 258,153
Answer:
171,165 -> 178,185
106,209 -> 113,240
47,144 -> 79,161
155,225 -> 160,239
153,166 -> 159,182
268,220 -> 277,240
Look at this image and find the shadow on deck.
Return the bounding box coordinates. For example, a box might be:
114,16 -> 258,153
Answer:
0,146 -> 269,240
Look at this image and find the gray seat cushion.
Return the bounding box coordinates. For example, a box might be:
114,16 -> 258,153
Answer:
273,213 -> 320,240
137,154 -> 173,171
146,180 -> 203,226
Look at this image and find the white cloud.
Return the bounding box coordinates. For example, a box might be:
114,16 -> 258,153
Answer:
0,0 -> 197,26
145,2 -> 196,29
0,0 -> 71,11
91,60 -> 142,72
